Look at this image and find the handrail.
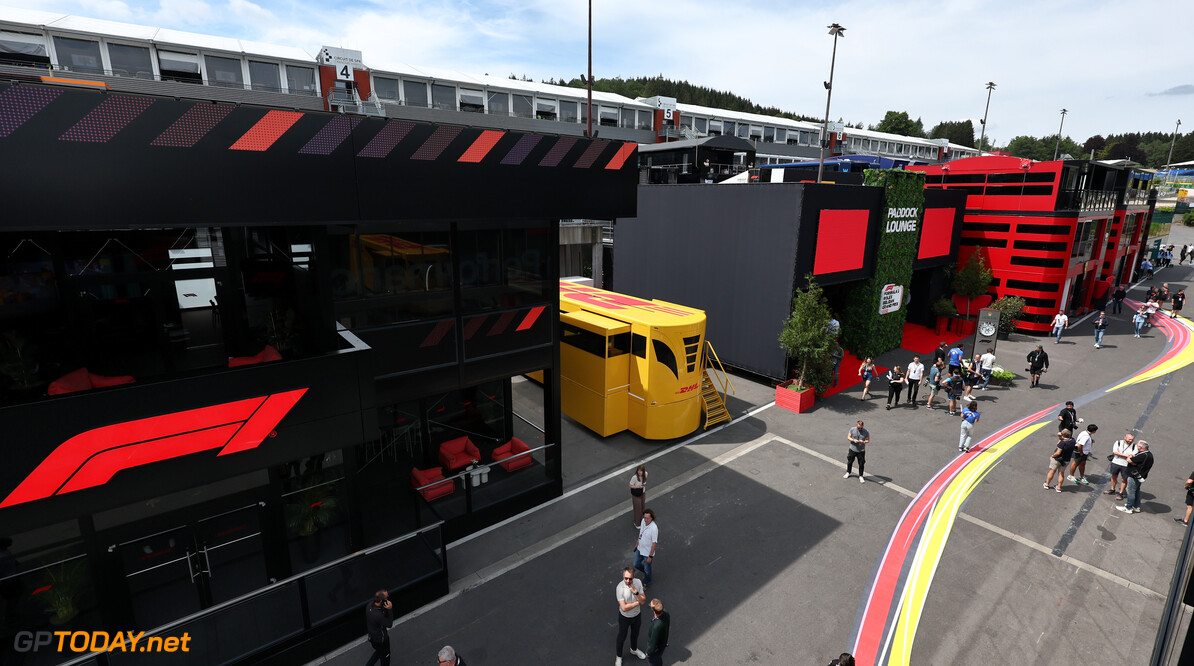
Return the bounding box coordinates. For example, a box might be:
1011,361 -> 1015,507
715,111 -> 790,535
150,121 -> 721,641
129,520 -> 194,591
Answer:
703,340 -> 736,397
1151,517 -> 1194,665
414,441 -> 556,491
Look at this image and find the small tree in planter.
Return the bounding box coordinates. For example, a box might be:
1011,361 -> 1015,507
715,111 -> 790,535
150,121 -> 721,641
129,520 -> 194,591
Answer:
778,276 -> 841,411
931,297 -> 957,335
990,295 -> 1027,338
952,255 -> 993,318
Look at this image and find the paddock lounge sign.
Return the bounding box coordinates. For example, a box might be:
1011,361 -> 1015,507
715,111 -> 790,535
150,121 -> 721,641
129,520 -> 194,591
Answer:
879,283 -> 903,315
885,207 -> 919,233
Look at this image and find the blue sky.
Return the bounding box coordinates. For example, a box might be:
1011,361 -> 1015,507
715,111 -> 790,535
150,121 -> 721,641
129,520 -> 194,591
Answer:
7,0 -> 1191,147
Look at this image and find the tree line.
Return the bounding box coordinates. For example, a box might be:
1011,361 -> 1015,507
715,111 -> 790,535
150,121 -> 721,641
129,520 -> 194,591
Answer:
545,76 -> 1194,167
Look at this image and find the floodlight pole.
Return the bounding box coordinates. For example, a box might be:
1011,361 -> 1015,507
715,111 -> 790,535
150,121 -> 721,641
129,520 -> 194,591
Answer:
977,81 -> 996,155
585,0 -> 592,139
1165,119 -> 1182,184
1053,108 -> 1067,160
816,23 -> 845,184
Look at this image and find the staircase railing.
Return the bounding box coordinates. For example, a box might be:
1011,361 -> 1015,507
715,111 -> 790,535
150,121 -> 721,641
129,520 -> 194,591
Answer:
703,340 -> 736,397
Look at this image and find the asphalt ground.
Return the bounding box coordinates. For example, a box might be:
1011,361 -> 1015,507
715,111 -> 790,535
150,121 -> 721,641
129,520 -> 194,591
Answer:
311,227 -> 1194,665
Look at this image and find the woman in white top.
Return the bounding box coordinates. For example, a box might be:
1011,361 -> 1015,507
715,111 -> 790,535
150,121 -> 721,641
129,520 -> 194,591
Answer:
629,465 -> 647,527
905,356 -> 925,407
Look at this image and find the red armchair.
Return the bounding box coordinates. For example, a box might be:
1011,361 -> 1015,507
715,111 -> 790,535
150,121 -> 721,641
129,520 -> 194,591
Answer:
491,437 -> 532,472
410,466 -> 454,501
438,436 -> 481,471
228,345 -> 283,368
48,368 -> 136,395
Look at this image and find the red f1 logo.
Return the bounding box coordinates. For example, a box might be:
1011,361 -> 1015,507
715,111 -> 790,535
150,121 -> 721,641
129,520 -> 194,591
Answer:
0,389 -> 307,508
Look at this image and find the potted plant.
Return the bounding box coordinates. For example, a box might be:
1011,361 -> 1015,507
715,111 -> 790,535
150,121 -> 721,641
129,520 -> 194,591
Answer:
990,296 -> 1027,339
777,276 -> 840,413
41,560 -> 85,626
0,330 -> 41,394
986,368 -> 1017,387
286,480 -> 339,561
951,255 -> 994,335
931,297 -> 957,335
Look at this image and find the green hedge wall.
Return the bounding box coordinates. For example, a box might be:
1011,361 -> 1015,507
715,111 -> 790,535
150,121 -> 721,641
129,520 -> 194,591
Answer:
839,169 -> 925,359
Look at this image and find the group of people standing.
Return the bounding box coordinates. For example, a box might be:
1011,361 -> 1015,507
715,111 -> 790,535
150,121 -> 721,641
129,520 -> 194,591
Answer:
857,342 -> 997,415
616,465 -> 670,666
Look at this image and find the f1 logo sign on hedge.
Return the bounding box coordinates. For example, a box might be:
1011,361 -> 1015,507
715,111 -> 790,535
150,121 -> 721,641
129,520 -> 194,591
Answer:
0,389 -> 307,508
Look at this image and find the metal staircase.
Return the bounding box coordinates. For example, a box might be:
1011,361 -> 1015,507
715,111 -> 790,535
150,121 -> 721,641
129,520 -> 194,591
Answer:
700,341 -> 735,429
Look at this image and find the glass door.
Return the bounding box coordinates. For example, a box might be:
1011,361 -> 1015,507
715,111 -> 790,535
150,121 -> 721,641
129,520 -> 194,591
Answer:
116,525 -> 204,630
195,504 -> 269,605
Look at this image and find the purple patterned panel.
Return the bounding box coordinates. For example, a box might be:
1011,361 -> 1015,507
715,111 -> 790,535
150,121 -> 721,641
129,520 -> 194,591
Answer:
357,119 -> 416,158
60,95 -> 155,143
500,134 -> 542,165
298,116 -> 361,155
410,125 -> 462,160
572,140 -> 608,168
150,102 -> 233,148
538,136 -> 577,167
0,86 -> 62,138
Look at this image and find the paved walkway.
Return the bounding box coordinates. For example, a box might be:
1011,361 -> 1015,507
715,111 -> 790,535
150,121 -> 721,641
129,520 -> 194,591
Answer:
311,228 -> 1194,665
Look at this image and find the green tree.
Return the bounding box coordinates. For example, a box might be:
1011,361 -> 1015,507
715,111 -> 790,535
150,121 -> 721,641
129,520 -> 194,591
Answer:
1083,135 -> 1106,155
952,254 -> 993,318
1004,135 -> 1050,161
778,276 -> 841,392
929,120 -> 975,148
871,110 -> 927,138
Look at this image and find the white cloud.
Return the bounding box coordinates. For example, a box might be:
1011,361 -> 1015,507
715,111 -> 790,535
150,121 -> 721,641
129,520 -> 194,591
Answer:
227,0 -> 273,24
79,0 -> 133,20
151,0 -> 215,26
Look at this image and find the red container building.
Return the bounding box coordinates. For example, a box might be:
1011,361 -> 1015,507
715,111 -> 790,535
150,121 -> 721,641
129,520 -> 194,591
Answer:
909,156 -> 1156,332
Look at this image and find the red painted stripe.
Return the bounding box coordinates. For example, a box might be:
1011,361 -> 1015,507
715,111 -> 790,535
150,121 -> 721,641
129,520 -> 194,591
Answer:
420,320 -> 454,347
458,130 -> 505,163
605,143 -> 637,170
487,311 -> 517,336
230,110 -> 303,151
463,315 -> 488,340
516,305 -> 545,331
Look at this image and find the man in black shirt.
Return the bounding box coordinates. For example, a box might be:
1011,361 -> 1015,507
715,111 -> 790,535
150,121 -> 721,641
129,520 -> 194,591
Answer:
1044,429 -> 1076,493
365,590 -> 393,666
1111,284 -> 1127,314
646,598 -> 670,666
1117,441 -> 1153,514
933,342 -> 949,366
1026,345 -> 1049,388
1057,401 -> 1080,433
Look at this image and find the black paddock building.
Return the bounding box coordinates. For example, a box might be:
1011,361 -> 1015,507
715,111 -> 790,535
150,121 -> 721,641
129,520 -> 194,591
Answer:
0,79 -> 636,665
614,183 -> 964,380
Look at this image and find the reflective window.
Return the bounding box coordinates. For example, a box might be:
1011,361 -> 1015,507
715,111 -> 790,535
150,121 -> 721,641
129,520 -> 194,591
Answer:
599,106 -> 617,127
763,127 -> 775,143
460,89 -> 484,113
108,43 -> 153,78
53,36 -> 103,73
513,94 -> 533,119
248,60 -> 280,92
279,449 -> 350,573
737,124 -> 749,139
0,30 -> 48,64
488,91 -> 509,115
637,109 -> 652,130
695,117 -> 707,134
205,55 -> 244,88
286,64 -> 316,95
403,79 -> 427,107
620,107 -> 634,128
431,84 -> 455,110
536,98 -> 557,121
373,76 -> 400,100
559,100 -> 578,123
723,121 -> 735,136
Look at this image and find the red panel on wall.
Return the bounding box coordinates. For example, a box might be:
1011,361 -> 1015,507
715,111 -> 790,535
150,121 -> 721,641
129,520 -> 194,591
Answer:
918,208 -> 954,260
813,209 -> 869,274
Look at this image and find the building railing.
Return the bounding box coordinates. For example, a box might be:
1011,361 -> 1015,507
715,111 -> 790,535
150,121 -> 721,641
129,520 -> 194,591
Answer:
1124,187 -> 1154,207
0,57 -> 320,96
56,523 -> 447,666
1058,188 -> 1117,211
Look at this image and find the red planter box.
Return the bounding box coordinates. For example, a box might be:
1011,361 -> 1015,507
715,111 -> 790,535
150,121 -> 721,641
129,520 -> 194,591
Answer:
775,381 -> 815,413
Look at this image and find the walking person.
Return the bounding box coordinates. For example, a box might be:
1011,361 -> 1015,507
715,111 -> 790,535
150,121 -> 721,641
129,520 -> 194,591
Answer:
1117,441 -> 1154,514
1026,345 -> 1049,387
1105,433 -> 1138,500
884,365 -> 906,410
905,356 -> 924,407
1141,257 -> 1154,280
830,348 -> 843,387
1183,245 -> 1190,266
1057,400 -> 1082,433
978,347 -> 997,390
1051,310 -> 1069,343
845,420 -> 870,483
925,359 -> 945,410
959,403 -> 980,452
1044,429 -> 1077,493
646,598 -> 670,666
945,371 -> 965,415
629,465 -> 648,528
1133,308 -> 1147,337
1092,311 -> 1108,348
365,590 -> 393,666
1171,289 -> 1185,319
1067,424 -> 1098,485
436,646 -> 466,665
1145,296 -> 1160,328
634,509 -> 658,587
1111,284 -> 1127,314
614,567 -> 648,666
961,356 -> 983,402
1177,471 -> 1194,526
858,357 -> 876,401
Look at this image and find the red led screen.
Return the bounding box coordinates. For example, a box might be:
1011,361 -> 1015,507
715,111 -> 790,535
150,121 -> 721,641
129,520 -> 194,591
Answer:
813,209 -> 869,274
918,208 -> 955,260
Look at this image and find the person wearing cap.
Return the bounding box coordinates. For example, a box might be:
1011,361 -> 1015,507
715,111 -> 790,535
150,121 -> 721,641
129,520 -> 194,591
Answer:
1026,345 -> 1049,388
1067,423 -> 1098,485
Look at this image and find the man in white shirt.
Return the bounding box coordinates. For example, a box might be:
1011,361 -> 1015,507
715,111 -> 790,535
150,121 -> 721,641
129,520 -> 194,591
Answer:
614,566 -> 648,666
905,356 -> 925,407
1067,424 -> 1097,485
1105,433 -> 1137,500
978,348 -> 997,390
634,509 -> 659,586
1051,311 -> 1069,343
